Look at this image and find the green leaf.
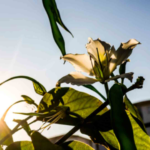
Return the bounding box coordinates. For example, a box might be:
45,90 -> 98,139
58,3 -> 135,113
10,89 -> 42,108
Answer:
124,95 -> 146,133
49,0 -> 73,37
109,84 -> 136,150
31,131 -> 63,150
39,87 -> 108,118
43,0 -> 69,56
0,120 -> 13,146
33,82 -> 47,96
62,141 -> 94,150
6,141 -> 34,150
83,85 -> 107,101
21,95 -> 34,103
0,76 -> 47,95
127,110 -> 150,149
21,95 -> 38,107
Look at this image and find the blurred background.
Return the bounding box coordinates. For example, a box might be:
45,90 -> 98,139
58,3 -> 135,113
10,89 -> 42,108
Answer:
0,0 -> 150,144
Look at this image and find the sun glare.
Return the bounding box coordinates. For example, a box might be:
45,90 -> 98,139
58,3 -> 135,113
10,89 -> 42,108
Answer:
0,89 -> 17,128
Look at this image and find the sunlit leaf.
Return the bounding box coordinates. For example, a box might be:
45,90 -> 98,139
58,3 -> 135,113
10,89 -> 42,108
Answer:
127,110 -> 150,149
0,120 -> 13,146
38,87 -> 108,119
62,140 -> 94,150
6,141 -> 34,150
0,76 -> 47,95
16,87 -> 108,126
100,130 -> 119,149
124,95 -> 146,133
108,84 -> 136,150
33,82 -> 46,96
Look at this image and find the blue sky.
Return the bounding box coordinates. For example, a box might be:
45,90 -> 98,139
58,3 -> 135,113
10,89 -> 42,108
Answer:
0,0 -> 150,141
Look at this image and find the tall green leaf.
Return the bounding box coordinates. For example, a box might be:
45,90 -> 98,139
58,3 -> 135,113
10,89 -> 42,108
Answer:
109,84 -> 136,150
43,0 -> 73,55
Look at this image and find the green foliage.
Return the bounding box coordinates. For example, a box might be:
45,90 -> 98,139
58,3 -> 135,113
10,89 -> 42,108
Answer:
42,0 -> 73,56
6,141 -> 34,150
109,84 -> 136,150
0,1 -> 148,150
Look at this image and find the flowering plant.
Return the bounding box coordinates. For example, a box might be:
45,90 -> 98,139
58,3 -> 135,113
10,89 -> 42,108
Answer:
0,0 -> 149,150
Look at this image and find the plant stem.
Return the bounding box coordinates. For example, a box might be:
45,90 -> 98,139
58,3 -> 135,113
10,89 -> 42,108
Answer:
104,83 -> 109,98
16,119 -> 37,131
0,116 -> 33,145
56,100 -> 109,145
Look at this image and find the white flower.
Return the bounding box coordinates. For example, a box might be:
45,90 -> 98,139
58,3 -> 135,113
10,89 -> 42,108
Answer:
56,38 -> 140,86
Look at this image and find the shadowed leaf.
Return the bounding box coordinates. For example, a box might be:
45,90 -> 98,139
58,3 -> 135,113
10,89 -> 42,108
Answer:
109,84 -> 136,150
31,131 -> 63,150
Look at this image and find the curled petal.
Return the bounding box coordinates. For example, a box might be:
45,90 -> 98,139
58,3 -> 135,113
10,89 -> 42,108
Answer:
86,37 -> 111,66
105,72 -> 134,83
61,54 -> 94,76
116,39 -> 140,65
108,46 -> 118,74
56,72 -> 99,86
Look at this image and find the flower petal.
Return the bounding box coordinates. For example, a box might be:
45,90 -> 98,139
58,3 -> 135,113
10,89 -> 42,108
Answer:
116,39 -> 140,65
105,72 -> 134,83
86,37 -> 111,65
56,72 -> 99,86
61,54 -> 94,76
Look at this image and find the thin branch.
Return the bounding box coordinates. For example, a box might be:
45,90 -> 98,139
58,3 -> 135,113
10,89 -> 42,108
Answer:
56,100 -> 109,145
0,116 -> 33,145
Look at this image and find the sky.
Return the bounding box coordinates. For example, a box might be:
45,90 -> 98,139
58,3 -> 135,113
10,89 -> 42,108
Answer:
0,0 -> 150,142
